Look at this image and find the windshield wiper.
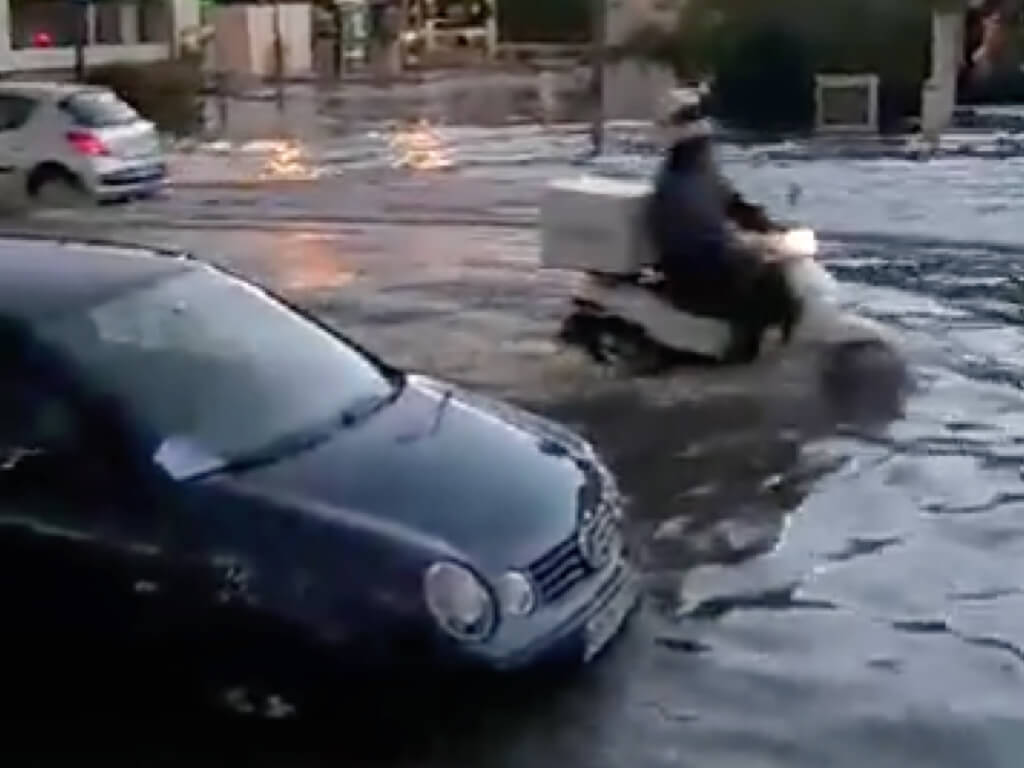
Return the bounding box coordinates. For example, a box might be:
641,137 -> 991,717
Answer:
339,376 -> 405,428
193,379 -> 406,479
192,423 -> 338,479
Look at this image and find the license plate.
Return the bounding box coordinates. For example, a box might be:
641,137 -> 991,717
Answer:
128,163 -> 164,180
583,572 -> 638,662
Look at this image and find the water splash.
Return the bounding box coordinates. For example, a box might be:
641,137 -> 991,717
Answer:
388,119 -> 456,171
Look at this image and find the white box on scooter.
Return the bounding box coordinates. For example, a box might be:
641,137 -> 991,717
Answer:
540,176 -> 656,275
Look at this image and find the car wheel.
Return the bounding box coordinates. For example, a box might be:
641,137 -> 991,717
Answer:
28,166 -> 90,208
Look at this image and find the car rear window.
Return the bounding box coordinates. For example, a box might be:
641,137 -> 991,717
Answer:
61,91 -> 138,127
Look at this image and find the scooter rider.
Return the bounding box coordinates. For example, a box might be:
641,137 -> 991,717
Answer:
647,89 -> 802,362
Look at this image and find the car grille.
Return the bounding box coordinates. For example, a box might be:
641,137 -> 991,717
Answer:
527,499 -> 619,605
584,500 -> 621,568
528,535 -> 589,604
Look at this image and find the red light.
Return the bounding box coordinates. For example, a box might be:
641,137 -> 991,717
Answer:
32,31 -> 53,48
66,131 -> 109,156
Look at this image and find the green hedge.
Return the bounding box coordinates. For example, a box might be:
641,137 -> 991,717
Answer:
86,59 -> 204,136
711,23 -> 815,134
621,0 -> 933,134
497,0 -> 591,43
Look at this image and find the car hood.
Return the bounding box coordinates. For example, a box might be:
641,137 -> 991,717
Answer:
212,375 -> 604,571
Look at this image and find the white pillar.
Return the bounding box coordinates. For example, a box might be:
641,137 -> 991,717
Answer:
424,19 -> 436,54
120,3 -> 139,45
485,0 -> 497,57
922,9 -> 962,142
602,0 -> 677,121
0,0 -> 14,72
86,3 -> 97,45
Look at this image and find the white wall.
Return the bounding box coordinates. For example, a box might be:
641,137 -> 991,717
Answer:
922,10 -> 962,140
214,3 -> 312,78
277,3 -> 312,75
10,43 -> 169,72
213,6 -> 253,75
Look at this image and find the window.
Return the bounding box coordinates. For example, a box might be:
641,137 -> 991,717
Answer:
94,3 -> 123,45
37,269 -> 397,476
137,0 -> 169,43
60,91 -> 138,128
0,96 -> 36,133
0,368 -> 78,455
10,0 -> 169,49
9,0 -> 80,50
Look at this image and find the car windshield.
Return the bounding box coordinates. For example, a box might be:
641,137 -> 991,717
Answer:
62,91 -> 138,127
36,268 -> 397,476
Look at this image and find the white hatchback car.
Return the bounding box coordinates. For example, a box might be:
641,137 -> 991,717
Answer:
0,81 -> 165,204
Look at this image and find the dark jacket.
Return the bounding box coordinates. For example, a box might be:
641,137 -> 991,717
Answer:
648,140 -> 774,281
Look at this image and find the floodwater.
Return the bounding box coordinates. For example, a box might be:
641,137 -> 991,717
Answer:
15,83 -> 1024,764
71,224 -> 1016,767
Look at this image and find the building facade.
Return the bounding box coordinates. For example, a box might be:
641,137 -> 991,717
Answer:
0,0 -> 200,74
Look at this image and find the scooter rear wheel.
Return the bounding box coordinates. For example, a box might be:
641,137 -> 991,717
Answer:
559,311 -> 671,375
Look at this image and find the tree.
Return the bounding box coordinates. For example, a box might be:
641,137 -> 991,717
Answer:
616,0 -> 937,132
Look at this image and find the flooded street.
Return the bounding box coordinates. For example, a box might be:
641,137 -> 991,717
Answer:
11,86 -> 1024,763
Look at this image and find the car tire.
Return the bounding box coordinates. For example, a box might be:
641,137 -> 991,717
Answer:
27,165 -> 90,208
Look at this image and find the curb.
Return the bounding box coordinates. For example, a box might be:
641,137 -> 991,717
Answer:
25,210 -> 538,232
166,177 -> 324,190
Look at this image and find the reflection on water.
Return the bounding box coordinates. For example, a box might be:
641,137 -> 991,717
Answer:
43,138 -> 1024,763
388,119 -> 455,171
259,139 -> 322,181
271,233 -> 356,291
334,235 -> 1020,768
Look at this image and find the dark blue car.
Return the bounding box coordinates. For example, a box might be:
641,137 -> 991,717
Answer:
0,238 -> 636,710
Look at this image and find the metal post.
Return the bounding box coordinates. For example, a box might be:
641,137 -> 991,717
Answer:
273,1 -> 285,112
589,0 -> 605,154
216,71 -> 229,134
333,2 -> 343,78
74,0 -> 87,81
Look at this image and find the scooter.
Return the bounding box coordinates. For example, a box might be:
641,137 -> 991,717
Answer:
540,177 -> 899,371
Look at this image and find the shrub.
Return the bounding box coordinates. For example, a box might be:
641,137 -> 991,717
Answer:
713,22 -> 815,134
497,0 -> 590,43
618,0 -> 933,134
86,58 -> 204,136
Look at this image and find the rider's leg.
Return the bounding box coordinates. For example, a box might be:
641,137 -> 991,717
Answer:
750,261 -> 803,343
717,247 -> 767,362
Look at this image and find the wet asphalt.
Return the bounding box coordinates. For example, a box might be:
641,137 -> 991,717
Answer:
13,211 -> 1017,767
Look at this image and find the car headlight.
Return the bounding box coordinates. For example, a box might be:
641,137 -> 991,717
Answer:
496,570 -> 536,617
423,561 -> 497,642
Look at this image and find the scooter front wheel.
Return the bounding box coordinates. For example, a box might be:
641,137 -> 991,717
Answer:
559,310 -> 668,375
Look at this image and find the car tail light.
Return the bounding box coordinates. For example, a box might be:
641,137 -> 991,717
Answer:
66,131 -> 109,157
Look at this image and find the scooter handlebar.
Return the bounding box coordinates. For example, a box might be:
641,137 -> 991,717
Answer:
735,227 -> 818,261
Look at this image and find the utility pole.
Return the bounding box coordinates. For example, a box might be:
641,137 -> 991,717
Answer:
589,0 -> 606,154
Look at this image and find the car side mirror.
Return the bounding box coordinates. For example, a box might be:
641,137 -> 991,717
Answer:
0,444 -> 47,472
0,443 -> 66,490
